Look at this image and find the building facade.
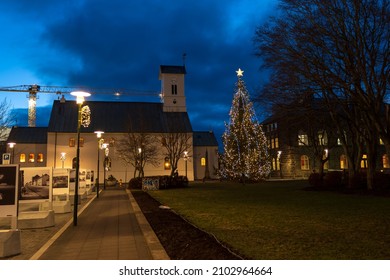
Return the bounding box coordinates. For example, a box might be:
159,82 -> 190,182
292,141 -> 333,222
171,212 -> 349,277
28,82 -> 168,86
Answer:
4,65 -> 219,182
262,114 -> 389,179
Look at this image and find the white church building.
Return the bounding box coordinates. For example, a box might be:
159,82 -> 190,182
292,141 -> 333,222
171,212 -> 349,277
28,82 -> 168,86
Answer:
5,65 -> 219,183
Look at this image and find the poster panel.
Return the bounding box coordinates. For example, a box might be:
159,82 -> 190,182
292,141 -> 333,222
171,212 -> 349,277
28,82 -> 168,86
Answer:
20,167 -> 52,202
52,168 -> 70,197
0,165 -> 19,217
79,169 -> 86,193
69,169 -> 76,194
85,170 -> 92,192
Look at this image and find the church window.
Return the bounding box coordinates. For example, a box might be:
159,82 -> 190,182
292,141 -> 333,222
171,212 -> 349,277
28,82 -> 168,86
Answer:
69,138 -> 75,147
37,153 -> 44,163
171,84 -> 177,95
164,157 -> 171,170
383,154 -> 389,169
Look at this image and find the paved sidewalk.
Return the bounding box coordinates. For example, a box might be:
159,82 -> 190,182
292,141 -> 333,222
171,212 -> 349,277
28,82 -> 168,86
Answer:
3,187 -> 169,260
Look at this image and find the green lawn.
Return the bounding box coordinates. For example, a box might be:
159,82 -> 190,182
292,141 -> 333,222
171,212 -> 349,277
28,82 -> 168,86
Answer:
147,180 -> 390,259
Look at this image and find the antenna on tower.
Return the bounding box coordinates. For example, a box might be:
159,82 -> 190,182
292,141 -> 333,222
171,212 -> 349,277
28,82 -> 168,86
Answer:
182,53 -> 187,66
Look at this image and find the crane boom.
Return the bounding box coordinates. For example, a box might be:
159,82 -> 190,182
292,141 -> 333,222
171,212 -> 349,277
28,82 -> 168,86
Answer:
0,84 -> 160,127
0,84 -> 159,96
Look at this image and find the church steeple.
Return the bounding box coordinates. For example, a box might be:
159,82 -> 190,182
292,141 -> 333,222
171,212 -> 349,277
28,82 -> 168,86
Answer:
159,65 -> 187,112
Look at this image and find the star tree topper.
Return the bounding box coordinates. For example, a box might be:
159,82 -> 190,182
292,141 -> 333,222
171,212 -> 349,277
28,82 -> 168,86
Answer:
236,68 -> 244,77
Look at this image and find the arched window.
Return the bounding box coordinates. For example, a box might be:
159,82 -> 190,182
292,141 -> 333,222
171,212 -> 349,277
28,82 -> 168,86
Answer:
383,154 -> 389,169
164,157 -> 171,170
201,157 -> 206,166
20,154 -> 26,163
340,155 -> 348,169
300,155 -> 309,170
37,153 -> 44,163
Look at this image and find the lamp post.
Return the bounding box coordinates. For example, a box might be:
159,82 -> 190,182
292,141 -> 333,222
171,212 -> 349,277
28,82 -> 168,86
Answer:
277,150 -> 282,178
94,131 -> 104,198
8,142 -> 16,164
102,143 -> 109,190
71,91 -> 91,226
183,151 -> 188,178
60,152 -> 66,168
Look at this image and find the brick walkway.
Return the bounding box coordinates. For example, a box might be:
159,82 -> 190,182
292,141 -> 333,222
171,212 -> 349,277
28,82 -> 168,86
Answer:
2,187 -> 169,260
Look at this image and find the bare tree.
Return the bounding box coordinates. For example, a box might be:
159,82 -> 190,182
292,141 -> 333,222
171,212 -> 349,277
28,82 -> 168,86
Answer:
116,133 -> 160,178
160,132 -> 192,177
254,0 -> 389,189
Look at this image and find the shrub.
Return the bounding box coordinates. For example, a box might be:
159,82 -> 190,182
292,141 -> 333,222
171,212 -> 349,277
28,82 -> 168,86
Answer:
308,172 -> 322,188
323,171 -> 344,190
128,177 -> 142,189
159,175 -> 188,189
373,172 -> 390,191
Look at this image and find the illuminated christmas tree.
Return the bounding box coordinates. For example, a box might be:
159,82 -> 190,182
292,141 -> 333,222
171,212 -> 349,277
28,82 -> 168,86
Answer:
220,68 -> 271,181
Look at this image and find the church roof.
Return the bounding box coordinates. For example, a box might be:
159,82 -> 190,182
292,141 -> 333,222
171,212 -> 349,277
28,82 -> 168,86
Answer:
7,127 -> 48,144
193,131 -> 218,147
48,100 -> 193,133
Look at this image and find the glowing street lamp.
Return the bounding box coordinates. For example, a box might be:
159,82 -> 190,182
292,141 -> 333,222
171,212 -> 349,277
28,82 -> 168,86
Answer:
183,151 -> 189,178
7,142 -> 16,164
70,91 -> 91,226
94,131 -> 104,198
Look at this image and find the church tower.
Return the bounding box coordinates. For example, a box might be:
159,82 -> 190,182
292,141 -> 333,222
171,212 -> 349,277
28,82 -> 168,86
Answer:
159,65 -> 187,112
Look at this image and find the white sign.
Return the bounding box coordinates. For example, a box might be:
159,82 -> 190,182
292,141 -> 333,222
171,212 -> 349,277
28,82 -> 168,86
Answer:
2,153 -> 11,165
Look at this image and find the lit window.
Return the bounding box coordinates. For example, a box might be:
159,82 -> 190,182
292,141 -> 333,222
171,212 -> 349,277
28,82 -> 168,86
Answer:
298,133 -> 308,146
383,154 -> 389,169
79,137 -> 84,147
37,153 -> 44,163
318,131 -> 327,146
300,155 -> 309,170
361,154 -> 368,169
201,157 -> 206,166
69,138 -> 75,147
29,154 -> 35,163
20,154 -> 26,163
340,155 -> 348,169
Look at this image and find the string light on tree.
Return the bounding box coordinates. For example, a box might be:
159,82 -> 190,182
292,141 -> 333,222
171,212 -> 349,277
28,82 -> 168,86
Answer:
220,68 -> 271,182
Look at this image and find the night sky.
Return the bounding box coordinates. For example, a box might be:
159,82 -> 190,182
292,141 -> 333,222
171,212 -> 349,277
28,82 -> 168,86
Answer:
0,0 -> 277,144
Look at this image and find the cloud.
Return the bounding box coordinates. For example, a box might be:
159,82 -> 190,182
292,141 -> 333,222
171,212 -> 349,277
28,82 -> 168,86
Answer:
1,0 -> 277,142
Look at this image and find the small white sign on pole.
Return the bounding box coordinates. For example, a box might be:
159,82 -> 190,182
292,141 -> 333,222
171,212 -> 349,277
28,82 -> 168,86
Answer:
2,153 -> 11,165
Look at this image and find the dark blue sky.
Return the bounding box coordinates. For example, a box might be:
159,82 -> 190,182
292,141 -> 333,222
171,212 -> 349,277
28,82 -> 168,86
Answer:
0,0 -> 277,143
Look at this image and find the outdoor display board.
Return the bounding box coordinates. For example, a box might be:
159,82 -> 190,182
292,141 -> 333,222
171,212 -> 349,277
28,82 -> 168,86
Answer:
20,167 -> 52,203
0,165 -> 19,217
52,168 -> 70,196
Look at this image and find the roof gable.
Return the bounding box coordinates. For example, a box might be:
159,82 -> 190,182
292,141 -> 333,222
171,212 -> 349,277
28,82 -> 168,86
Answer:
193,131 -> 218,147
